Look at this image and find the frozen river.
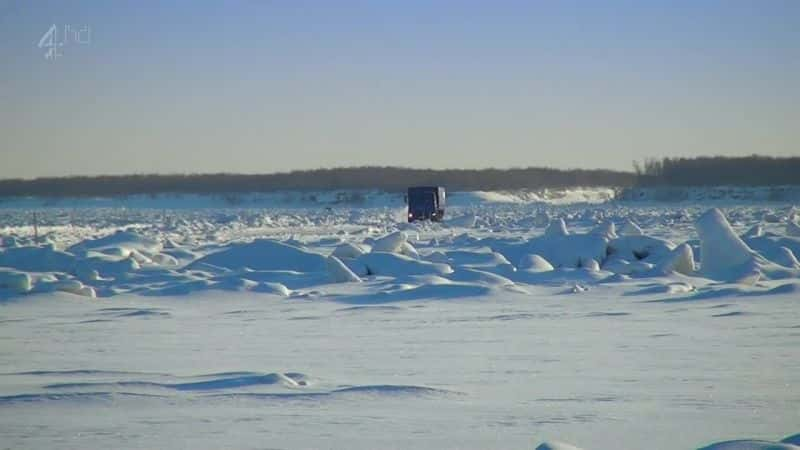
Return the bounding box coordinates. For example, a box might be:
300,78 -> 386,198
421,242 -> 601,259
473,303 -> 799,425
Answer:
1,196 -> 799,449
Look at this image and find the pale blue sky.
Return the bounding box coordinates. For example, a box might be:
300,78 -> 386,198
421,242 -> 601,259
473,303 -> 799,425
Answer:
1,0 -> 798,178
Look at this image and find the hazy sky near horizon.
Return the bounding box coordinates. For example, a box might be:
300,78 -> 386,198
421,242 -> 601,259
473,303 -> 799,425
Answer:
1,0 -> 798,178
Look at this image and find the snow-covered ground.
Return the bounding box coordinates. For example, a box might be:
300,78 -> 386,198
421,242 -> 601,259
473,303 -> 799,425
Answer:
1,191 -> 799,449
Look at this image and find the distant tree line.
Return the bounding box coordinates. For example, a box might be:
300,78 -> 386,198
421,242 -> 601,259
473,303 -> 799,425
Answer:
0,167 -> 634,198
633,155 -> 800,186
0,156 -> 796,198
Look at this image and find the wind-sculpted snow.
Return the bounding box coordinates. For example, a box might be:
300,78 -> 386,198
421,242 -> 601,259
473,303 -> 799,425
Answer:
1,195 -> 799,449
44,372 -> 307,391
0,369 -> 459,407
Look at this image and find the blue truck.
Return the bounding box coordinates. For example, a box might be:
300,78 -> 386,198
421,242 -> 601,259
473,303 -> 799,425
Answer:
407,186 -> 446,222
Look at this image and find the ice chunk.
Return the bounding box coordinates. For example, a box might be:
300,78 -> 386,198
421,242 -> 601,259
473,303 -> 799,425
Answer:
774,247 -> 800,268
371,231 -> 408,253
787,221 -> 800,237
695,208 -> 760,282
742,224 -> 763,238
619,218 -> 643,236
579,257 -> 600,271
533,210 -> 550,227
591,220 -> 617,239
332,242 -> 366,259
327,256 -> 362,283
399,242 -> 420,259
545,218 -> 569,237
656,243 -> 696,275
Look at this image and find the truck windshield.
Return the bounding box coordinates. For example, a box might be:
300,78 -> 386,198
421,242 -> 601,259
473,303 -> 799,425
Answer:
409,192 -> 435,208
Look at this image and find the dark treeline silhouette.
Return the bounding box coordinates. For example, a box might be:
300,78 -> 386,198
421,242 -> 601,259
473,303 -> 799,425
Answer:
633,155 -> 800,186
0,166 -> 634,198
1,156 -> 797,198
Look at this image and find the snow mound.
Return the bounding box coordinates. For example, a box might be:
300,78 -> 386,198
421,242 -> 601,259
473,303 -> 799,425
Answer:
447,214 -> 477,228
0,245 -> 77,273
446,268 -> 517,287
579,257 -> 600,271
358,252 -> 453,277
528,233 -> 607,269
189,239 -> 327,272
48,279 -> 96,297
490,230 -> 607,271
252,282 -> 292,296
76,255 -> 139,280
0,269 -> 32,292
518,254 -> 554,272
607,235 -> 675,265
68,230 -> 162,256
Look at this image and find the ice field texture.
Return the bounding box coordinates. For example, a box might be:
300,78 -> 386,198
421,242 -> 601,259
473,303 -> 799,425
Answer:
1,190 -> 799,449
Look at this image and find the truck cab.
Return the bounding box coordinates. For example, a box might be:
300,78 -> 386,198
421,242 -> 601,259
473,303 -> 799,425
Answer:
407,186 -> 446,222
